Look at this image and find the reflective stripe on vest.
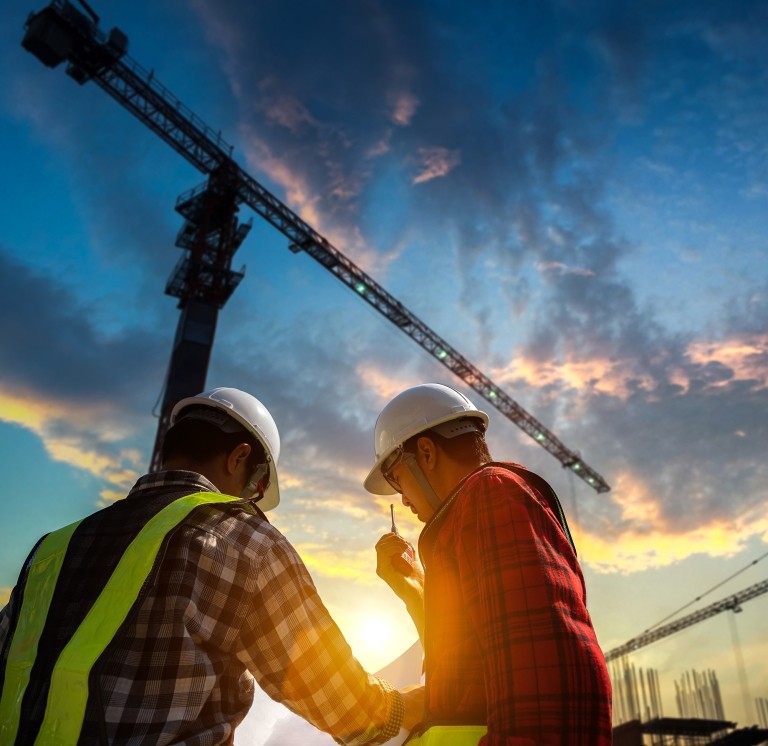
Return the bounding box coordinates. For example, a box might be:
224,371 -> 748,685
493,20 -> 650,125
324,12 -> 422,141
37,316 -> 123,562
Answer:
405,724 -> 487,745
0,491 -> 240,745
0,520 -> 83,743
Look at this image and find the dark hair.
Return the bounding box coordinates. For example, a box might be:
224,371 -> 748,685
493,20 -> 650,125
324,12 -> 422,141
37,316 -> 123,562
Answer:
403,428 -> 491,464
161,418 -> 266,468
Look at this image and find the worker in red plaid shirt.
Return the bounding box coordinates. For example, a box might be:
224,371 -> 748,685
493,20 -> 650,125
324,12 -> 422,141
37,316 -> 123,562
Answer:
366,383 -> 613,746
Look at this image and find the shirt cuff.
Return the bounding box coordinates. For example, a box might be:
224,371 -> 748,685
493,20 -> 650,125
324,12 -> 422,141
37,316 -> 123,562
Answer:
377,676 -> 404,744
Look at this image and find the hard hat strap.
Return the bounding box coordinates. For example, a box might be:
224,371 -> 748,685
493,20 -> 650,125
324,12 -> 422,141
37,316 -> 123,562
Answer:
401,451 -> 442,511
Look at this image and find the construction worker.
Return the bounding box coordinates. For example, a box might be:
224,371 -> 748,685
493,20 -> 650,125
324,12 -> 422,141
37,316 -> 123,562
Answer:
367,383 -> 613,746
0,387 -> 423,745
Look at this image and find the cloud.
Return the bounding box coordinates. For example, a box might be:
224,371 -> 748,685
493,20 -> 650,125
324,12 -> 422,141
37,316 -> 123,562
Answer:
355,364 -> 416,403
537,261 -> 596,277
492,332 -> 768,402
0,248 -> 169,502
580,470 -> 768,574
0,248 -> 167,399
685,337 -> 768,389
0,383 -> 144,504
390,92 -> 419,126
261,91 -> 319,135
412,147 -> 461,185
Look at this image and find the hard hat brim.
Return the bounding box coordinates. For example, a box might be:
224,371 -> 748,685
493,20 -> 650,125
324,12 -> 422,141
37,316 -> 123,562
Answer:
256,481 -> 280,511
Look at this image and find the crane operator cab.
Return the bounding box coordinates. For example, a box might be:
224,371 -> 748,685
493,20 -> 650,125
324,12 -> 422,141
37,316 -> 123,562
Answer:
22,0 -> 127,79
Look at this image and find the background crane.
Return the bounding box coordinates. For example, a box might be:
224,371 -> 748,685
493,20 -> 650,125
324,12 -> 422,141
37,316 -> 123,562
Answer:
605,577 -> 768,662
21,0 -> 610,492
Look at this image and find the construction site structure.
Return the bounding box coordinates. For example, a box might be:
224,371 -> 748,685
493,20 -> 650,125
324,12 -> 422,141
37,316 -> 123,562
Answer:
613,666 -> 768,746
757,699 -> 768,729
607,580 -> 768,744
613,717 -> 768,746
610,659 -> 664,725
675,669 -> 726,722
21,0 -> 610,492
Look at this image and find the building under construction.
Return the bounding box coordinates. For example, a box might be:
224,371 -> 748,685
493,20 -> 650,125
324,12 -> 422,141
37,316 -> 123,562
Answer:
610,662 -> 768,745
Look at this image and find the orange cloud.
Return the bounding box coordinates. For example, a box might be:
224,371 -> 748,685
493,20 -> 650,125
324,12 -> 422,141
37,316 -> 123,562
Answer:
492,355 -> 653,400
239,125 -> 404,276
240,126 -> 322,229
685,335 -> 768,389
577,472 -> 768,574
355,364 -> 416,403
0,384 -> 142,505
412,147 -> 461,184
492,332 -> 768,402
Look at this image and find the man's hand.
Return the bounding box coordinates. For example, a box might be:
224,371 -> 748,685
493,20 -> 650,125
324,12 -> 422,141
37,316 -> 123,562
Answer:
399,684 -> 425,731
375,532 -> 424,601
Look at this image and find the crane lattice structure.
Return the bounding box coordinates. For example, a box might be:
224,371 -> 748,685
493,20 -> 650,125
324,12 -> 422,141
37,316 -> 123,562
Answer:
605,578 -> 768,663
21,0 -> 610,492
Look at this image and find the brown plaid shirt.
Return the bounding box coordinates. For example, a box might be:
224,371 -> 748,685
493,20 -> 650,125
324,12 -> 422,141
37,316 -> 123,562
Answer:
0,471 -> 402,745
419,463 -> 612,746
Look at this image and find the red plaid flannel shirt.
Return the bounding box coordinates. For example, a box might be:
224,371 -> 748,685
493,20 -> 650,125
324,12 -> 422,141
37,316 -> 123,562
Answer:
418,463 -> 612,746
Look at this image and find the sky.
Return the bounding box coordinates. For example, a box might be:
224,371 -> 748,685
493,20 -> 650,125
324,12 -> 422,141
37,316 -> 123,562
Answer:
1,0 -> 767,740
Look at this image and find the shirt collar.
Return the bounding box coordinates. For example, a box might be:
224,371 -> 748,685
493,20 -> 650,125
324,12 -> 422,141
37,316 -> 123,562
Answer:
126,470 -> 220,500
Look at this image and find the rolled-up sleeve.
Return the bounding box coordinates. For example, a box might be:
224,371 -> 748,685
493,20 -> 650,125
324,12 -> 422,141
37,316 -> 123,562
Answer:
235,536 -> 403,746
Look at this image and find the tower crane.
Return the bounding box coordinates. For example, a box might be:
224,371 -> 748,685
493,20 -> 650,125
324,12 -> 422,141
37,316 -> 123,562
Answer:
21,0 -> 610,492
605,577 -> 768,662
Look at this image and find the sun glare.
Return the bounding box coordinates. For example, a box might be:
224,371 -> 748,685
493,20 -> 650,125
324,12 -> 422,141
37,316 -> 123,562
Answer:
347,614 -> 397,672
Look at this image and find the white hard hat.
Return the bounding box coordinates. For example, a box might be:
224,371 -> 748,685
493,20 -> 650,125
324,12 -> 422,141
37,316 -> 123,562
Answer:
364,383 -> 489,495
171,387 -> 281,511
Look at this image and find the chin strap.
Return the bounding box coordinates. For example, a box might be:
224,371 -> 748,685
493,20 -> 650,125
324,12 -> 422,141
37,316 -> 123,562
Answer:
401,451 -> 442,511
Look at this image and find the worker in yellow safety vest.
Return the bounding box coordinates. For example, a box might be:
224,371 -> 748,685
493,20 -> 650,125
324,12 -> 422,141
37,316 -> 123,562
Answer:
0,386 -> 423,745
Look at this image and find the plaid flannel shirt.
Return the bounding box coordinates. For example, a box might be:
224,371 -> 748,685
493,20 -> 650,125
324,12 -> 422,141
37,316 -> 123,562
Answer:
419,463 -> 612,746
0,471 -> 402,745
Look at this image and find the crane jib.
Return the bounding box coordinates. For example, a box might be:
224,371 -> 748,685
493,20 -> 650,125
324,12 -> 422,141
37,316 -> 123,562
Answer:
21,0 -> 611,494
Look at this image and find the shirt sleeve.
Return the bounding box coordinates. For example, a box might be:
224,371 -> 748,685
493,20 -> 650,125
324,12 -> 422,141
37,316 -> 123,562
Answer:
235,534 -> 404,746
454,469 -> 608,745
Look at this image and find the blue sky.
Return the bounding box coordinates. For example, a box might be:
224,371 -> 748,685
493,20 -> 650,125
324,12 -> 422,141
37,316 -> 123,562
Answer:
1,0 -> 767,738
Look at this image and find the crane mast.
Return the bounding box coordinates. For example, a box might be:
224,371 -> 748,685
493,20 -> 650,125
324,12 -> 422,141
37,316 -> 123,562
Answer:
605,578 -> 768,662
22,0 -> 610,493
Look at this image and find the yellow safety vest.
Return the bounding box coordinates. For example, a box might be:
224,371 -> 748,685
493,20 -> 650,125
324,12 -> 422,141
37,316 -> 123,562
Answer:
0,491 -> 241,745
405,724 -> 488,745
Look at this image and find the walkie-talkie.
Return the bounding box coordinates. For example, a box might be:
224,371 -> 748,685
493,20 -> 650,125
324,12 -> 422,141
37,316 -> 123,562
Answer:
389,504 -> 415,572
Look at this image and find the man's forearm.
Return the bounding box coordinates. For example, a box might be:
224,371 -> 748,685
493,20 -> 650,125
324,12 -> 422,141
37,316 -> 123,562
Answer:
401,587 -> 425,646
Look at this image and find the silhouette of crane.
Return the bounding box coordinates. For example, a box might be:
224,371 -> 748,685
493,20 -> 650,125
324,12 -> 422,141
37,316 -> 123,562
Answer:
21,0 -> 610,492
605,577 -> 768,662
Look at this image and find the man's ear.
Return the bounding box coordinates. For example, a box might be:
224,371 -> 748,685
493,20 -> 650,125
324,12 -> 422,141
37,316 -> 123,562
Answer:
226,443 -> 252,475
416,436 -> 438,471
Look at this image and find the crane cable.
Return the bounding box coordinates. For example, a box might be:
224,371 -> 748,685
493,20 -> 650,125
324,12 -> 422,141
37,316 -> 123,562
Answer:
640,549 -> 768,635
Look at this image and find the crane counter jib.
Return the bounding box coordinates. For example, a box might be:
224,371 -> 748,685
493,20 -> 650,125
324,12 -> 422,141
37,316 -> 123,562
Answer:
20,0 -> 611,494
